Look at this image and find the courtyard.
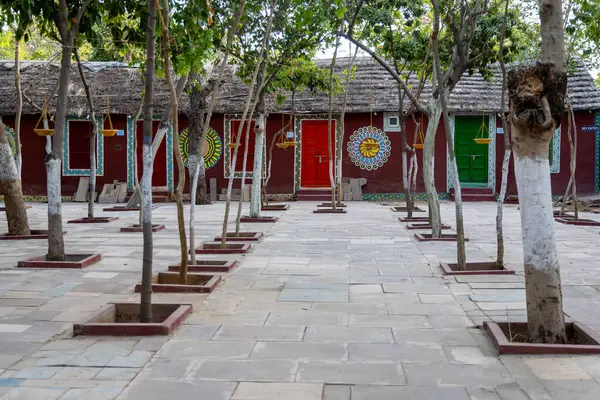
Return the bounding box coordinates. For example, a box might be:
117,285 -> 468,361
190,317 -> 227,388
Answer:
0,201 -> 600,399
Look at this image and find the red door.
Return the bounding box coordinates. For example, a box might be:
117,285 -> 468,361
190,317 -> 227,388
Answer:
301,120 -> 335,187
136,121 -> 167,187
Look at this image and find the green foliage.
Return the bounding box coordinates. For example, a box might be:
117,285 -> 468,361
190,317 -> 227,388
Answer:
565,0 -> 600,66
595,73 -> 600,88
272,57 -> 342,102
229,0 -> 345,95
0,28 -> 64,60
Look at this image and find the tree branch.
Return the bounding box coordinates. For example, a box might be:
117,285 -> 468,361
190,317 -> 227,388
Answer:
337,32 -> 429,115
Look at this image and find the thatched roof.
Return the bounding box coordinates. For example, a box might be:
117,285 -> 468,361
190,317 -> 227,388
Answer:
0,57 -> 599,116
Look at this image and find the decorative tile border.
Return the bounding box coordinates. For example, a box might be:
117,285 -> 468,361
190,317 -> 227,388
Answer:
446,114 -> 496,190
223,115 -> 266,179
126,117 -> 173,191
294,114 -> 342,192
595,112 -> 600,193
362,192 -> 450,201
1,123 -> 16,156
63,116 -> 104,176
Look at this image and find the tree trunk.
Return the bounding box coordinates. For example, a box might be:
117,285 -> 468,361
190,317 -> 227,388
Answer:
159,0 -> 188,285
189,155 -> 200,264
407,114 -> 420,219
567,104 -> 578,219
0,123 -> 29,236
399,118 -> 411,211
496,0 -> 511,268
509,62 -> 567,343
46,28 -> 74,261
14,40 -> 22,179
126,77 -> 188,209
74,49 -> 97,220
423,102 -> 442,237
140,0 -> 157,323
249,114 -> 265,218
236,107 -> 258,230
327,39 -> 340,210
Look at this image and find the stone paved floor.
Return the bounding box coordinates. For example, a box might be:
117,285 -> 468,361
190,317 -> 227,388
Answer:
1,201 -> 600,399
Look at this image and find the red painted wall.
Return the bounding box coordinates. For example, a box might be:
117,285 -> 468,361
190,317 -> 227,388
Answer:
3,110 -> 597,197
494,111 -> 597,196
2,114 -> 128,196
341,112 -> 448,194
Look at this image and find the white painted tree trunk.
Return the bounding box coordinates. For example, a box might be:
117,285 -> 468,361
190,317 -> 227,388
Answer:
250,114 -> 265,218
14,40 -> 22,179
236,108 -> 257,232
422,102 -> 442,237
188,154 -> 200,265
514,150 -> 565,342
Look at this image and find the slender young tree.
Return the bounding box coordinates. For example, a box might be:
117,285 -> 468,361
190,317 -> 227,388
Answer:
158,0 -> 189,284
508,0 -> 567,343
140,0 -> 158,322
496,0 -> 512,267
14,38 -> 22,178
326,38 -> 340,210
74,49 -> 98,220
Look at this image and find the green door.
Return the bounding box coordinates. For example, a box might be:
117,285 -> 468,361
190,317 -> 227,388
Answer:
454,116 -> 489,184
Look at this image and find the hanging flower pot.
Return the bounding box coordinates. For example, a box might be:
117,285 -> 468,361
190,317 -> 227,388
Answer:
34,128 -> 54,137
474,138 -> 492,145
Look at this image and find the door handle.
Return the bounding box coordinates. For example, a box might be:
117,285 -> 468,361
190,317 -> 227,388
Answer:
315,155 -> 324,163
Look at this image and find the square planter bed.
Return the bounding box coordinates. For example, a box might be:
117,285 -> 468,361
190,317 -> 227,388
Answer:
195,242 -> 251,254
391,206 -> 425,212
399,216 -> 430,222
0,230 -> 66,241
313,208 -> 347,214
240,216 -> 279,223
68,217 -> 119,224
0,205 -> 31,211
406,223 -> 451,230
555,217 -> 600,226
18,253 -> 101,269
414,233 -> 469,242
440,261 -> 514,275
134,272 -> 221,294
169,260 -> 239,273
213,232 -> 263,242
120,224 -> 166,233
73,303 -> 192,336
103,205 -> 159,212
317,203 -> 346,208
261,204 -> 290,211
483,321 -> 600,355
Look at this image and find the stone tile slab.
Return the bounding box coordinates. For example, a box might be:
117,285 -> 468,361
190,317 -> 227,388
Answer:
297,361 -> 405,384
231,382 -> 323,400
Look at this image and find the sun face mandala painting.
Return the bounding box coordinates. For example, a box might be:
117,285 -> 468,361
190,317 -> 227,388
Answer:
179,127 -> 223,169
347,126 -> 391,170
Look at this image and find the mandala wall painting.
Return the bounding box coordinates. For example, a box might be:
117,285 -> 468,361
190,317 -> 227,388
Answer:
179,127 -> 223,169
347,126 -> 391,170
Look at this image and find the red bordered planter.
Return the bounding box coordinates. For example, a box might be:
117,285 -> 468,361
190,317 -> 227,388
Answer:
213,232 -> 263,242
195,242 -> 251,254
240,216 -> 279,223
317,203 -> 346,208
391,206 -> 425,212
313,208 -> 347,214
18,253 -> 101,269
483,321 -> 600,355
73,303 -> 192,336
406,223 -> 451,230
68,217 -> 119,224
261,204 -> 290,211
120,224 -> 166,233
440,262 -> 514,275
414,233 -> 468,242
103,205 -> 159,212
555,217 -> 600,226
134,272 -> 221,294
0,230 -> 66,241
169,260 -> 239,273
399,216 -> 429,222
